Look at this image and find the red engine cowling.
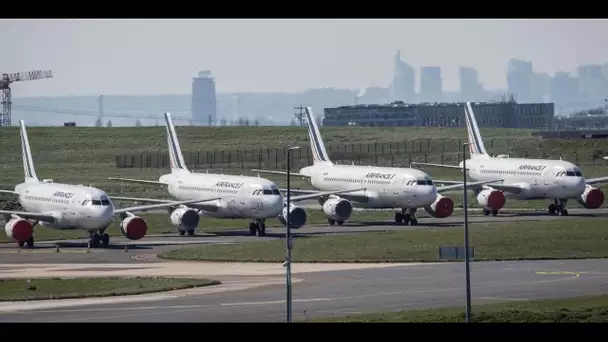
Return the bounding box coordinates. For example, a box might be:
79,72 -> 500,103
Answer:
424,195 -> 454,218
577,185 -> 605,209
120,216 -> 148,240
476,189 -> 506,210
4,218 -> 33,242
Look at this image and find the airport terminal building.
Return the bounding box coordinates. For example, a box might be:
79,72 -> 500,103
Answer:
322,101 -> 554,129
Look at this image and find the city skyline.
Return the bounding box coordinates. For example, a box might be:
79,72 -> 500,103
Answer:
2,19 -> 608,97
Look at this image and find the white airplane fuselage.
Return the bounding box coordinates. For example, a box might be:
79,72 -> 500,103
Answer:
13,181 -> 115,230
159,172 -> 284,219
299,164 -> 438,208
461,157 -> 587,200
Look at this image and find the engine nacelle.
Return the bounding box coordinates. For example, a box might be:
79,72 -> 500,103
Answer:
4,218 -> 33,242
476,188 -> 506,210
170,207 -> 200,232
577,185 -> 604,209
120,215 -> 148,240
278,203 -> 307,229
424,194 -> 454,218
322,197 -> 353,221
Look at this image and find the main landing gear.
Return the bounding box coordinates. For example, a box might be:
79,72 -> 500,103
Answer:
548,199 -> 569,216
328,219 -> 345,226
483,208 -> 499,216
249,219 -> 267,237
395,208 -> 418,226
178,230 -> 195,237
88,230 -> 110,248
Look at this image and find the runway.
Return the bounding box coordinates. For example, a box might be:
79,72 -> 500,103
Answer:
0,258 -> 606,322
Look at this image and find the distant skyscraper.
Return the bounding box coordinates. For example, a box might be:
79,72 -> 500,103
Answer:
550,71 -> 578,105
420,67 -> 442,102
459,66 -> 484,101
577,64 -> 606,104
392,50 -> 415,103
191,70 -> 217,126
530,72 -> 551,102
507,59 -> 533,102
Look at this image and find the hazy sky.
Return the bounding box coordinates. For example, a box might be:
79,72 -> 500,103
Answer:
2,19 -> 607,97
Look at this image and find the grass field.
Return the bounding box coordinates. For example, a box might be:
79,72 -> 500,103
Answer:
0,277 -> 220,301
2,125 -> 608,210
158,218 -> 608,262
308,294 -> 608,322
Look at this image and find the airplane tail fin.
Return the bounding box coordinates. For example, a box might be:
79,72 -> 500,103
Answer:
19,120 -> 40,183
304,107 -> 333,166
164,112 -> 190,174
463,102 -> 490,159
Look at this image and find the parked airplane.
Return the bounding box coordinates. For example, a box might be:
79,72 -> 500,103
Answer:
252,107 -> 498,226
0,120 -> 215,248
108,113 -> 363,236
413,101 -> 608,216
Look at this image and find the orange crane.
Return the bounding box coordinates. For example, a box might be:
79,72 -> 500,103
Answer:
0,70 -> 53,127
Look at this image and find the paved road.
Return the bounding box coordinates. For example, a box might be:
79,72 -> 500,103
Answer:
1,258 -> 606,322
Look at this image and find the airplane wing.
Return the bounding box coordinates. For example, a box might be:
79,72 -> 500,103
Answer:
410,162 -> 469,170
436,179 -> 505,193
250,169 -> 311,178
110,196 -> 174,203
0,210 -> 56,223
278,188 -> 318,194
585,176 -> 608,186
113,197 -> 221,215
288,188 -> 367,202
0,189 -> 18,195
107,177 -> 168,186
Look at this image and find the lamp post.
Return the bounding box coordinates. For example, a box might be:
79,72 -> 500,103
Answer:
285,146 -> 300,323
462,142 -> 472,323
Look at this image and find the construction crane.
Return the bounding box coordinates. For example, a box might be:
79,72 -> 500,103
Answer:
0,70 -> 53,127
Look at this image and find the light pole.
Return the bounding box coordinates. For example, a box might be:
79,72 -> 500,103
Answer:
462,142 -> 472,323
285,146 -> 300,323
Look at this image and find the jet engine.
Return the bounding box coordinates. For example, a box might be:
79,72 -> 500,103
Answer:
120,215 -> 148,240
170,207 -> 200,232
577,185 -> 605,209
476,189 -> 506,210
424,194 -> 454,218
322,197 -> 353,221
278,203 -> 307,229
4,218 -> 33,242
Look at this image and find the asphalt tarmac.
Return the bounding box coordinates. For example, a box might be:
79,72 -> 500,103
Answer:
1,258 -> 606,322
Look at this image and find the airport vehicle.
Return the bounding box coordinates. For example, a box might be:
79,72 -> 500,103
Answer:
0,120 -> 216,248
252,107 -> 498,226
108,113 -> 362,236
413,102 -> 608,216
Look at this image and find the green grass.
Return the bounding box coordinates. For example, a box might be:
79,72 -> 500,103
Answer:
307,294 -> 608,322
0,277 -> 220,301
158,218 -> 608,262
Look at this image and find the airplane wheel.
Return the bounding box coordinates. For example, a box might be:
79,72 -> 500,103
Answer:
337,220 -> 344,226
548,204 -> 557,215
17,241 -> 25,248
483,209 -> 490,216
178,230 -> 186,236
410,218 -> 418,226
328,219 -> 336,226
187,230 -> 195,237
257,224 -> 266,237
89,234 -> 100,248
492,210 -> 499,216
101,234 -> 110,247
563,209 -> 568,216
249,222 -> 257,236
395,213 -> 404,224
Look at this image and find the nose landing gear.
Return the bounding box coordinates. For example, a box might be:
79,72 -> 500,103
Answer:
249,219 -> 267,236
88,230 -> 110,248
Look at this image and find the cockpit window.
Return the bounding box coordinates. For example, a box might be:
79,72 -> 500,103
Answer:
101,199 -> 111,206
575,171 -> 582,177
416,180 -> 433,186
566,171 -> 575,177
272,189 -> 281,195
263,189 -> 273,195
426,180 -> 434,185
91,200 -> 102,206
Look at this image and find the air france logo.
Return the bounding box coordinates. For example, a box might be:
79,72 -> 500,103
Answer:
215,181 -> 244,189
518,164 -> 547,171
365,172 -> 396,179
53,191 -> 74,198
